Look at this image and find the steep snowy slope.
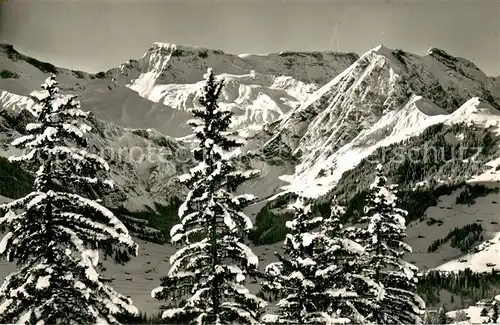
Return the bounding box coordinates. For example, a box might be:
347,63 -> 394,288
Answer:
269,98 -> 500,276
404,182 -> 500,272
80,86 -> 193,138
0,89 -> 37,113
128,70 -> 304,130
280,95 -> 450,196
430,97 -> 500,273
266,45 -> 500,197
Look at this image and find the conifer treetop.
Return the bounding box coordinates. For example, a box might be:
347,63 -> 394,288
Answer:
153,68 -> 264,325
360,163 -> 425,324
263,196 -> 356,325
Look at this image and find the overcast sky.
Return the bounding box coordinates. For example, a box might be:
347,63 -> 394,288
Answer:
0,0 -> 499,75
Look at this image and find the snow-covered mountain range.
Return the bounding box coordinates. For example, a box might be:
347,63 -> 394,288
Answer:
0,43 -> 358,137
2,41 -> 500,318
2,40 -> 500,215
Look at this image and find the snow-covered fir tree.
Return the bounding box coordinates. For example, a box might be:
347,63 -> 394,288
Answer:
262,196 -> 368,324
152,68 -> 266,325
262,197 -> 333,324
0,75 -> 139,324
316,201 -> 382,324
360,164 -> 425,324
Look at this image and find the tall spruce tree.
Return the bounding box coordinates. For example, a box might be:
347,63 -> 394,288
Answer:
360,164 -> 425,324
317,202 -> 382,324
0,75 -> 139,324
262,197 -> 333,324
152,68 -> 265,325
262,197 -> 368,324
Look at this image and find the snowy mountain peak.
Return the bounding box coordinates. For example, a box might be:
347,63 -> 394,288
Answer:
427,47 -> 448,55
447,97 -> 500,134
427,47 -> 460,60
461,97 -> 491,109
101,42 -> 360,135
370,44 -> 392,53
364,44 -> 397,60
150,42 -> 176,50
268,44 -> 500,197
0,41 -> 358,136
